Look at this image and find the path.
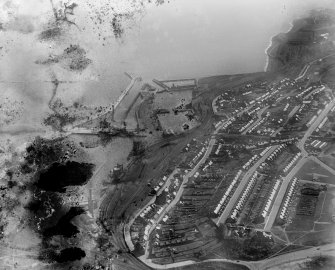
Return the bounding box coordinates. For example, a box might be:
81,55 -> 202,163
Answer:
295,53 -> 335,81
310,155 -> 335,176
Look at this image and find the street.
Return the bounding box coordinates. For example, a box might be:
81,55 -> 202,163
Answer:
216,145 -> 279,225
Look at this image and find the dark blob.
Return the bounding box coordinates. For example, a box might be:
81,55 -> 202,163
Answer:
36,161 -> 95,192
40,247 -> 86,263
38,27 -> 63,41
25,191 -> 64,232
43,207 -> 85,238
7,180 -> 17,188
44,113 -> 76,131
26,191 -> 86,264
57,248 -> 86,263
23,136 -> 66,170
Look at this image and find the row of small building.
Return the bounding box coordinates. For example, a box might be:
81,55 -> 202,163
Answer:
283,152 -> 301,173
247,116 -> 268,134
283,103 -> 290,112
215,143 -> 222,155
153,176 -> 168,192
315,116 -> 328,132
279,177 -> 298,220
213,170 -> 242,215
262,179 -> 281,218
249,88 -> 278,106
214,117 -> 235,131
242,154 -> 259,170
310,140 -> 328,149
266,144 -> 286,161
305,85 -> 326,100
296,86 -> 314,98
202,160 -> 213,172
188,146 -> 207,167
306,99 -> 330,127
230,171 -> 258,220
247,106 -> 261,115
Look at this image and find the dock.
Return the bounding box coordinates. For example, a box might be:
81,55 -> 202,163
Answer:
112,75 -> 139,111
64,72 -> 140,131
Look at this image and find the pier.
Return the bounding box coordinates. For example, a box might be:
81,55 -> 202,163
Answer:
153,78 -> 197,91
65,72 -> 140,131
111,73 -> 140,112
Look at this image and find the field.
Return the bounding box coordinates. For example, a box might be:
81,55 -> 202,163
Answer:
152,90 -> 199,134
285,184 -> 322,231
273,183 -> 335,248
320,155 -> 335,171
157,112 -> 199,133
294,159 -> 335,184
154,90 -> 192,109
293,229 -> 335,246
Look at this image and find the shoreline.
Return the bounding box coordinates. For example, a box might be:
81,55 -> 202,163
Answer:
264,21 -> 294,72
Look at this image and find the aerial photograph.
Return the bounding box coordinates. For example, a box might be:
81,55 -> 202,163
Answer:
1,0 -> 335,269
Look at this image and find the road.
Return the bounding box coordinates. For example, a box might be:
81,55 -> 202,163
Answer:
287,105 -> 300,119
124,168 -> 180,251
271,105 -> 301,137
130,119 -> 230,264
216,145 -> 279,225
264,96 -> 335,231
258,243 -> 335,270
139,257 -> 254,270
86,161 -> 106,218
310,155 -> 335,176
297,96 -> 335,156
295,52 -> 335,81
263,156 -> 307,231
135,241 -> 335,270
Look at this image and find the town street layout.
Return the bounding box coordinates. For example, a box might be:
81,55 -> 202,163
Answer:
122,45 -> 335,269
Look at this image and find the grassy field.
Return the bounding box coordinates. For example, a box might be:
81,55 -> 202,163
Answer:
320,155 -> 335,171
157,111 -> 199,133
293,229 -> 335,246
285,184 -> 321,232
286,214 -> 315,231
294,160 -> 335,184
279,185 -> 335,248
152,90 -> 199,133
314,187 -> 335,223
153,90 -> 193,109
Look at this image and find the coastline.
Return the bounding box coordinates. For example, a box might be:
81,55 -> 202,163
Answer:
264,21 -> 294,72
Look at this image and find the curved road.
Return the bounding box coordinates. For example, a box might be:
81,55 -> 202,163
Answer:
295,52 -> 335,81
135,243 -> 335,270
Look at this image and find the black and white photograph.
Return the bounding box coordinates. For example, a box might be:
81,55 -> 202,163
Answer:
0,0 -> 335,269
